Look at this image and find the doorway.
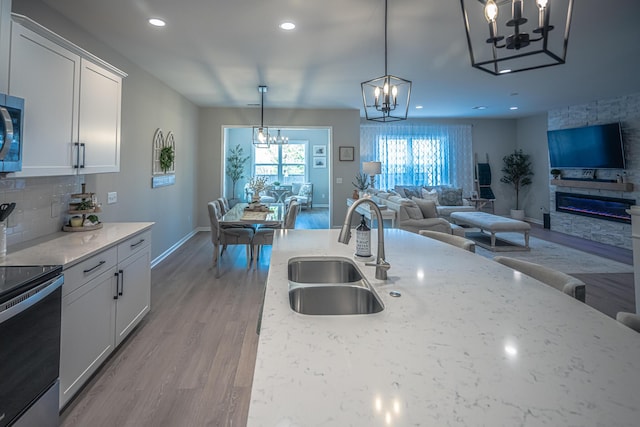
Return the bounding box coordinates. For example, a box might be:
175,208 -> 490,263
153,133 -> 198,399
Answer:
222,127 -> 331,226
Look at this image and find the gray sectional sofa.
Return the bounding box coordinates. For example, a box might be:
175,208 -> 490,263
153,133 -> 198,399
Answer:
366,185 -> 475,221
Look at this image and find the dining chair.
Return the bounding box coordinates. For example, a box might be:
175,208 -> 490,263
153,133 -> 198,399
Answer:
208,202 -> 253,274
493,256 -> 586,302
283,200 -> 300,229
418,230 -> 476,253
216,197 -> 228,215
616,312 -> 640,332
252,200 -> 300,263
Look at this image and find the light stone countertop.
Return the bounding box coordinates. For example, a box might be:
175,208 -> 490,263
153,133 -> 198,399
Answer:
0,222 -> 154,268
248,228 -> 640,426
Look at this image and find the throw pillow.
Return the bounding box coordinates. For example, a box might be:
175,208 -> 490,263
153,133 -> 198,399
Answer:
421,188 -> 440,205
404,188 -> 421,199
439,187 -> 463,206
394,186 -> 408,198
404,205 -> 423,220
412,197 -> 438,218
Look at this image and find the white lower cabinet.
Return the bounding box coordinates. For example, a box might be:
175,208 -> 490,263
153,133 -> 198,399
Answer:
59,230 -> 151,408
115,233 -> 151,346
60,264 -> 117,408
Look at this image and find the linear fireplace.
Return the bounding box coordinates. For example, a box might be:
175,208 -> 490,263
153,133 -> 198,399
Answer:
555,192 -> 635,224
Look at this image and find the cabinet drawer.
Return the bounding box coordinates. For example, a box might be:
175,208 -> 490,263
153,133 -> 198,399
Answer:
63,247 -> 117,296
117,230 -> 151,263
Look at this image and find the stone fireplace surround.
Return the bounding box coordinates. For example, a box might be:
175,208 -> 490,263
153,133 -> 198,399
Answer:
548,93 -> 640,250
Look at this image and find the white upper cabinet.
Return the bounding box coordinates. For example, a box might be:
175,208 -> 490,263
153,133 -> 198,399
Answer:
0,0 -> 11,93
9,22 -> 80,176
79,59 -> 121,174
8,15 -> 126,177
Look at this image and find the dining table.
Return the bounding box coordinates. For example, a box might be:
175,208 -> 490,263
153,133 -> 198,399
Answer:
220,202 -> 284,228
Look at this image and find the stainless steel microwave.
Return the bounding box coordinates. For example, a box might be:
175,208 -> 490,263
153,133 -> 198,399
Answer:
0,93 -> 24,173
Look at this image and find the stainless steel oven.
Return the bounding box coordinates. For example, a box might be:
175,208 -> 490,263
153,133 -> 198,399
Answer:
0,266 -> 63,427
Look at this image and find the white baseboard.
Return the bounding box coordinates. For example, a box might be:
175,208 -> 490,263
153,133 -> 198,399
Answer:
151,227 -> 206,268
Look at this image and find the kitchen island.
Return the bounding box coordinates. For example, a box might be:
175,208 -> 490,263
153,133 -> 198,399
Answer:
249,229 -> 640,426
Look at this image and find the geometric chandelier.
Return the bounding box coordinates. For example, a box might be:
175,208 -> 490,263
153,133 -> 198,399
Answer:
361,0 -> 412,122
252,85 -> 270,148
460,0 -> 574,75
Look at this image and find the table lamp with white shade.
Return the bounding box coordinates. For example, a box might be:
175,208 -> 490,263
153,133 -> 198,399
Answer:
362,161 -> 382,189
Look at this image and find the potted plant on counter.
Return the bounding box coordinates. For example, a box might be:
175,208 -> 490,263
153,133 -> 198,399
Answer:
352,172 -> 369,199
501,149 -> 534,220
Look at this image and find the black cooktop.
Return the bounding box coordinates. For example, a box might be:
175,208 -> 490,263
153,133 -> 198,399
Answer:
0,265 -> 63,304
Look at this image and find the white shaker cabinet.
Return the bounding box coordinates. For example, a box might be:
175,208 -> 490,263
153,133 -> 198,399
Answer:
0,0 -> 11,93
59,247 -> 118,408
8,15 -> 125,177
114,230 -> 151,346
59,229 -> 151,409
8,21 -> 80,176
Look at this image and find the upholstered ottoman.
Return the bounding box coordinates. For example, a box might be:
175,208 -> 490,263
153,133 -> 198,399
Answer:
450,211 -> 530,251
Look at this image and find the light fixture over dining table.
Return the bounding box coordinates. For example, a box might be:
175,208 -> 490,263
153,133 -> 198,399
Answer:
253,85 -> 270,148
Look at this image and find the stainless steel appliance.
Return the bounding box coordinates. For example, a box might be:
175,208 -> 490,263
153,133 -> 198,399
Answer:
0,94 -> 24,173
0,266 -> 63,427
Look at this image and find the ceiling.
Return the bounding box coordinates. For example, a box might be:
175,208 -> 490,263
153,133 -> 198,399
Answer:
36,0 -> 640,119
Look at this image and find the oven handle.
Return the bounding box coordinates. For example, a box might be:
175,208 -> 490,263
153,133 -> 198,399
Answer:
0,106 -> 14,161
0,274 -> 63,323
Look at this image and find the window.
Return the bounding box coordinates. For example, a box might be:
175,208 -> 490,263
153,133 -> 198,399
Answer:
360,124 -> 473,192
254,142 -> 306,184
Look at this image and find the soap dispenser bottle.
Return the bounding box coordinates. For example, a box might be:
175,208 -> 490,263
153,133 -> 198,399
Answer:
355,215 -> 371,258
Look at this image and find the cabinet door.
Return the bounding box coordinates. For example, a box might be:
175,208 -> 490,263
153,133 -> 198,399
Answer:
78,59 -> 121,174
0,0 -> 11,93
60,266 -> 117,408
9,22 -> 79,176
115,245 -> 151,347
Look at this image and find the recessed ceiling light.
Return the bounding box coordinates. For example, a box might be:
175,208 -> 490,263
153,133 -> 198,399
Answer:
499,69 -> 512,74
415,105 -> 423,109
279,22 -> 296,30
148,18 -> 166,27
510,106 -> 519,110
472,106 -> 488,110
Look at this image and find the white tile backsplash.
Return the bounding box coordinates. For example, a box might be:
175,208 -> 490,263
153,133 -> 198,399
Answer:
0,175 -> 85,247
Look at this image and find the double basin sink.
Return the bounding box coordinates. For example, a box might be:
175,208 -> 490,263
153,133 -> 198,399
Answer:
288,256 -> 384,315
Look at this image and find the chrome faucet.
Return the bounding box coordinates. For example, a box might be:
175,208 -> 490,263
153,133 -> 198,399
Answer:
338,198 -> 390,280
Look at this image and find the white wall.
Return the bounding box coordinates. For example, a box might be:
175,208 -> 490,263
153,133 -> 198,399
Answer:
516,113 -> 550,222
11,0 -> 200,261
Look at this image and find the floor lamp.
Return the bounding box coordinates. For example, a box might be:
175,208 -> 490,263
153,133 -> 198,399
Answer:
363,161 -> 382,189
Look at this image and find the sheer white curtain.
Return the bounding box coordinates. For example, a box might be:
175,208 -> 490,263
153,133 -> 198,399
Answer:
360,123 -> 474,194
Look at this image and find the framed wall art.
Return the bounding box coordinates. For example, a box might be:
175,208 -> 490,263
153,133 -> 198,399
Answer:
313,157 -> 327,168
312,145 -> 326,156
339,146 -> 354,161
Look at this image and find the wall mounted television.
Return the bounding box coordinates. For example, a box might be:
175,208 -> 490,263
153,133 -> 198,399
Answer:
547,122 -> 625,169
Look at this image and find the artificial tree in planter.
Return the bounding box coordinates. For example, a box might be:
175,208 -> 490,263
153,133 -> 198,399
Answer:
501,149 -> 534,220
226,144 -> 250,203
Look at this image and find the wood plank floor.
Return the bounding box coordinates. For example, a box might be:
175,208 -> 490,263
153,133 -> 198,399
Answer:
60,209 -> 635,426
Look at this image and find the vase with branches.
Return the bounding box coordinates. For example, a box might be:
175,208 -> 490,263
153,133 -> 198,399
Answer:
501,149 -> 534,216
226,145 -> 250,200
